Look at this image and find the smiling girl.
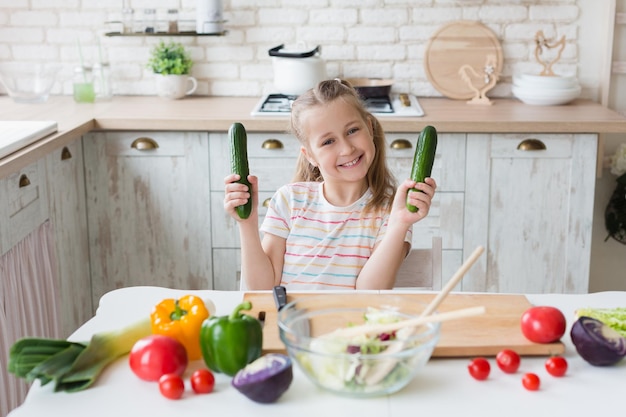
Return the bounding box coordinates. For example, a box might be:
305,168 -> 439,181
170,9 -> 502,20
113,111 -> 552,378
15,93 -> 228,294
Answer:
224,79 -> 437,290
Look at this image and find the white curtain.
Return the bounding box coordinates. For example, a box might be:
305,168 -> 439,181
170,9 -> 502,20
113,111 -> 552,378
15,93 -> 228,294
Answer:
0,221 -> 60,417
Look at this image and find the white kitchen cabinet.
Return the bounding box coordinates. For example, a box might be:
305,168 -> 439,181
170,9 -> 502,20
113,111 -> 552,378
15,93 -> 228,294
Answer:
83,131 -> 212,307
45,140 -> 92,336
209,132 -> 293,289
464,133 -> 597,293
386,133 -> 466,285
0,158 -> 49,255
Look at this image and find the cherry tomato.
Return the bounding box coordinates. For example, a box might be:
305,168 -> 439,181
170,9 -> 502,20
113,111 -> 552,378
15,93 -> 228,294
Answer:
520,306 -> 566,344
496,349 -> 521,374
522,372 -> 540,391
129,335 -> 188,381
468,357 -> 490,381
159,373 -> 185,400
190,369 -> 215,394
545,356 -> 568,377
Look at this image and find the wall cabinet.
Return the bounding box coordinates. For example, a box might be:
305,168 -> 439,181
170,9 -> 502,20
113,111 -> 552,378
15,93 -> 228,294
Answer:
464,133 -> 597,293
83,131 -> 212,308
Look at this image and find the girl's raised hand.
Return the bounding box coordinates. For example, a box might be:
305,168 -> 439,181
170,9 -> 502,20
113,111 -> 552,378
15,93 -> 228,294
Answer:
224,174 -> 259,222
392,177 -> 437,223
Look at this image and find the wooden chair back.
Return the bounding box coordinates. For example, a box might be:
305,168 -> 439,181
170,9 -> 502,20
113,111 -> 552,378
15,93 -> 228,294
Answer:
394,236 -> 443,290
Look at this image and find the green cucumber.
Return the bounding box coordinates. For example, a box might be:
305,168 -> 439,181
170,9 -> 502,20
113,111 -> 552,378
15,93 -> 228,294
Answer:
406,125 -> 437,213
229,122 -> 252,219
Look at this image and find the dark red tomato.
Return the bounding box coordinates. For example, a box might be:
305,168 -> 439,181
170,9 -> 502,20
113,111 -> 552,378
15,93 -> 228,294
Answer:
468,357 -> 490,381
159,373 -> 185,400
496,349 -> 521,374
522,373 -> 540,391
545,356 -> 568,377
520,306 -> 566,344
129,335 -> 188,381
190,369 -> 215,394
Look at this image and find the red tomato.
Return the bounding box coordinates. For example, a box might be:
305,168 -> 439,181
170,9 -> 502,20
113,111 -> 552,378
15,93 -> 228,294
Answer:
190,368 -> 215,394
159,373 -> 185,400
520,306 -> 566,343
129,335 -> 188,381
521,372 -> 540,391
495,349 -> 521,374
545,356 -> 568,377
468,357 -> 490,381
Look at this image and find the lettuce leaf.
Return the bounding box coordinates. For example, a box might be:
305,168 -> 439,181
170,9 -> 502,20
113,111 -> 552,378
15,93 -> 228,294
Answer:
575,307 -> 626,337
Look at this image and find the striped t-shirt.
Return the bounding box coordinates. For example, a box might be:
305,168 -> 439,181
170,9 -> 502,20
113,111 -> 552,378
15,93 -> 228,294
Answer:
260,182 -> 412,290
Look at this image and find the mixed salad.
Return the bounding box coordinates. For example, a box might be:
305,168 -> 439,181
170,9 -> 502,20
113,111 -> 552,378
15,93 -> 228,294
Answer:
295,307 -> 435,394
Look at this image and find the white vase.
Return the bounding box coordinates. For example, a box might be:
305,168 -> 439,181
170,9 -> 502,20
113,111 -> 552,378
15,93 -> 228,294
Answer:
154,74 -> 198,100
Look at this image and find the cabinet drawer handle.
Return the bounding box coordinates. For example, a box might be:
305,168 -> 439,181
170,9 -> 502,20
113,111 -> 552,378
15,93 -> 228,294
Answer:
263,198 -> 271,207
390,139 -> 412,149
517,138 -> 546,151
19,174 -> 31,188
130,137 -> 159,150
261,139 -> 284,150
61,146 -> 72,160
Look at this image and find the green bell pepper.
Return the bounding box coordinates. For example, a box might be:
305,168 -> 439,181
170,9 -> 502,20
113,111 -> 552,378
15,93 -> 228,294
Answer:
200,300 -> 263,376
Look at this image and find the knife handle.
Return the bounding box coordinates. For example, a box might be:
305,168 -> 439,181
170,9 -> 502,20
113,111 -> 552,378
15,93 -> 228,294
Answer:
273,286 -> 287,311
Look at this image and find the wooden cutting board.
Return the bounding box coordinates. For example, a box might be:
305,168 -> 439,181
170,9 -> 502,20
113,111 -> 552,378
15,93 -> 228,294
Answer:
243,292 -> 565,357
424,20 -> 503,100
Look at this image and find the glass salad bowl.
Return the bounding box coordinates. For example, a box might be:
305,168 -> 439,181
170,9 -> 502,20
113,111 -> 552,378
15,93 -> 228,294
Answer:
0,62 -> 61,103
277,293 -> 440,398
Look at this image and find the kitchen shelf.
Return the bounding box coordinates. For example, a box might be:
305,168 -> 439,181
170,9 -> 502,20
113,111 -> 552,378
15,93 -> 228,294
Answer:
105,30 -> 226,37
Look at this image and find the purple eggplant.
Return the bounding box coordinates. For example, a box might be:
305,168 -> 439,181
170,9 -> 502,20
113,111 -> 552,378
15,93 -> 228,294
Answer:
231,354 -> 293,403
570,316 -> 626,366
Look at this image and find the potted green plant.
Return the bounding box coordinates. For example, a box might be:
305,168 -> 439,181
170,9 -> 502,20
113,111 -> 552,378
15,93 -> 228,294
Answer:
147,41 -> 197,100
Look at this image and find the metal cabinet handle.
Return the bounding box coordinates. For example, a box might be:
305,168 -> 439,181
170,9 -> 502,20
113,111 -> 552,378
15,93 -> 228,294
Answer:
61,146 -> 72,160
19,174 -> 31,188
390,139 -> 412,149
263,198 -> 271,207
130,137 -> 159,150
261,139 -> 284,149
517,138 -> 546,151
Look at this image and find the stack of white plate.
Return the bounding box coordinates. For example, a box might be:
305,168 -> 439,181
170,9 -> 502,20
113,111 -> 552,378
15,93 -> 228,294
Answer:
512,73 -> 581,106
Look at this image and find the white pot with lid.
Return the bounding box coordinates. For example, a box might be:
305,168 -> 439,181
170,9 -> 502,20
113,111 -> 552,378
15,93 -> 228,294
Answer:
269,44 -> 327,96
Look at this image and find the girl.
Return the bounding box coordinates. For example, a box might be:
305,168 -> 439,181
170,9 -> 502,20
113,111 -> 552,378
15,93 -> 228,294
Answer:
224,79 -> 437,290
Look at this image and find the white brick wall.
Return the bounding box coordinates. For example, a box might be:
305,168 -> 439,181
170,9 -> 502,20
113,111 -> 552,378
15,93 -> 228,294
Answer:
0,0 -> 595,98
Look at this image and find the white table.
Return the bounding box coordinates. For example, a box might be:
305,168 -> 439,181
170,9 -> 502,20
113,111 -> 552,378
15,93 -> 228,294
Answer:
8,287 -> 626,417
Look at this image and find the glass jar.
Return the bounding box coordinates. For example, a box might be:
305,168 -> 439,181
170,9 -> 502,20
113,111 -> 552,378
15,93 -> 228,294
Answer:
93,62 -> 112,101
73,66 -> 95,103
167,9 -> 179,34
143,8 -> 156,33
121,8 -> 134,34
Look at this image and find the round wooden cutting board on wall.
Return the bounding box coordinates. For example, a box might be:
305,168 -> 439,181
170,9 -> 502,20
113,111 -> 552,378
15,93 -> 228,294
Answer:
424,20 -> 503,100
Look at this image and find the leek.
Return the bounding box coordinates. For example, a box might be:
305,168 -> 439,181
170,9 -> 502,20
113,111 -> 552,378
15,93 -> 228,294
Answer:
8,318 -> 151,392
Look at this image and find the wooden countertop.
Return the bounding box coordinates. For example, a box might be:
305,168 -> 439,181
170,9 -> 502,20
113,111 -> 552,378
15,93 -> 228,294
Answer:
2,95 -> 626,178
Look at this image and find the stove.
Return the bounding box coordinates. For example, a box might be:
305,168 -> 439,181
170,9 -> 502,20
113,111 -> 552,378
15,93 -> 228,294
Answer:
251,93 -> 425,117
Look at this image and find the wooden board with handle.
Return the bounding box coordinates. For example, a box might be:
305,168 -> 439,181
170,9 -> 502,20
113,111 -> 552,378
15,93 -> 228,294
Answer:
244,292 -> 565,357
424,20 -> 503,100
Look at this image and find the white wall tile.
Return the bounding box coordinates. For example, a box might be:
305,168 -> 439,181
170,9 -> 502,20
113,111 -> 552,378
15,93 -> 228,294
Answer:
0,1 -> 594,98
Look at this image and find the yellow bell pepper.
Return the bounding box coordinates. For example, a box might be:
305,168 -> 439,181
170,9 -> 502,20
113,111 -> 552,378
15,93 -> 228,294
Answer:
150,295 -> 209,360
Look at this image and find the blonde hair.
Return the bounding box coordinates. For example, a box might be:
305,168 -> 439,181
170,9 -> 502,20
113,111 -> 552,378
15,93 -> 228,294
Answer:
290,79 -> 396,212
